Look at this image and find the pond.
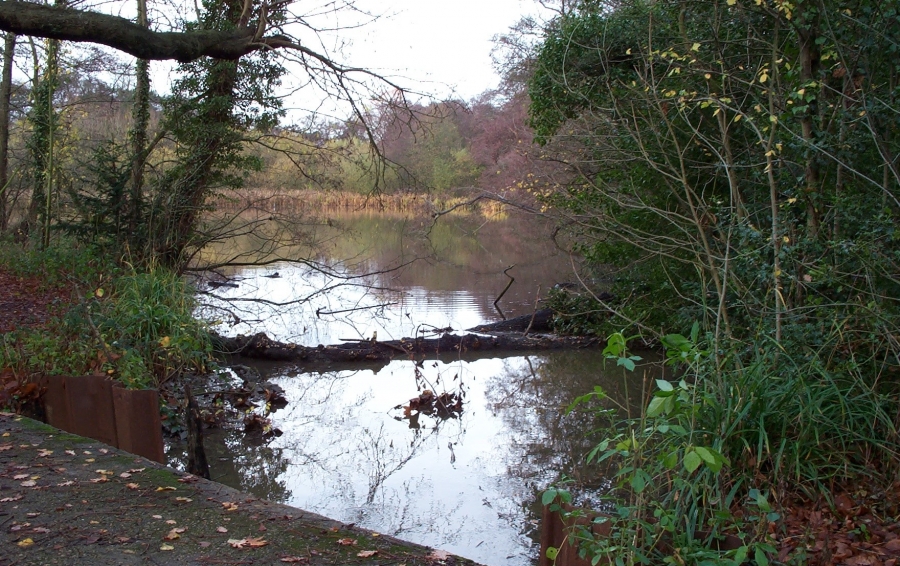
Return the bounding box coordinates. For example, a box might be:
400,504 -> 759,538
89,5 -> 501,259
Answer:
178,210 -> 658,566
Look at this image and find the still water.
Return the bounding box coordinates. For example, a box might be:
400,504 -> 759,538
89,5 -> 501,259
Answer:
186,211 -> 654,566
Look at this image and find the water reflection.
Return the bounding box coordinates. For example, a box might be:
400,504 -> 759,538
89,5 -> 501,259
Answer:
186,211 -> 659,565
173,353 -> 662,566
198,211 -> 577,345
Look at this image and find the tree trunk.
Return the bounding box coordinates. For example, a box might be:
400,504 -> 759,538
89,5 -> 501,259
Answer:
25,36 -> 59,236
0,31 -> 15,233
127,0 -> 150,248
797,3 -> 821,238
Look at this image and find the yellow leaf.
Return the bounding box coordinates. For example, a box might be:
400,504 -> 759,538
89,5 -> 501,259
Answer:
95,288 -> 105,298
156,486 -> 176,492
727,0 -> 736,5
159,336 -> 171,348
626,48 -> 632,55
759,72 -> 768,83
691,43 -> 701,52
160,544 -> 174,551
704,73 -> 711,80
733,114 -> 742,122
17,538 -> 34,548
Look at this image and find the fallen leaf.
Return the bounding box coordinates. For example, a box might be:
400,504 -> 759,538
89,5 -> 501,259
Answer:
156,486 -> 176,492
85,458 -> 95,463
163,529 -> 181,541
357,550 -> 378,557
152,515 -> 163,519
32,527 -> 50,533
17,538 -> 34,548
160,544 -> 174,551
65,450 -> 75,456
175,497 -> 193,503
0,495 -> 23,502
120,472 -> 132,478
336,538 -> 357,546
37,449 -> 52,457
886,539 -> 900,553
88,477 -> 108,483
13,473 -> 28,480
280,557 -> 309,563
99,449 -> 108,454
57,481 -> 74,487
228,537 -> 269,549
165,520 -> 177,525
20,480 -> 36,487
127,468 -> 146,473
216,526 -> 228,533
26,512 -> 40,518
199,541 -> 211,548
126,483 -> 140,490
0,444 -> 12,451
222,502 -> 238,511
427,550 -> 451,561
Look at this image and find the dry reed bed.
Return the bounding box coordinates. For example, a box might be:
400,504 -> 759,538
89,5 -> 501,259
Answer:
213,188 -> 509,219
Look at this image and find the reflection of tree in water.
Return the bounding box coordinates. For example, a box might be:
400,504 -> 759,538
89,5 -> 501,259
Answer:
167,428 -> 292,503
484,351 -> 664,548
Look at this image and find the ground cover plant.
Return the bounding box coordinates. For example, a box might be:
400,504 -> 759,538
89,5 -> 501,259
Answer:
0,240 -> 213,395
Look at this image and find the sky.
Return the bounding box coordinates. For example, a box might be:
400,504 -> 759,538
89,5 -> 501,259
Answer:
340,0 -> 544,101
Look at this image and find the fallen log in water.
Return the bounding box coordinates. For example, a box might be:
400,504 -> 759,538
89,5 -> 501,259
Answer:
466,308 -> 554,333
214,330 -> 600,364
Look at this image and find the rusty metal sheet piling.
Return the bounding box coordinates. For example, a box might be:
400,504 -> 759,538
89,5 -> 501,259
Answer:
41,375 -> 164,463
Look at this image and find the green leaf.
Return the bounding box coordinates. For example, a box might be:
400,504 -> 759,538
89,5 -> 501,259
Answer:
755,491 -> 772,512
656,379 -> 674,392
732,546 -> 748,565
662,450 -> 678,469
647,396 -> 667,417
690,321 -> 700,343
695,446 -> 723,473
683,450 -> 702,473
694,446 -> 716,464
631,471 -> 646,492
542,489 -> 557,506
546,546 -> 559,561
618,357 -> 636,371
755,547 -> 769,566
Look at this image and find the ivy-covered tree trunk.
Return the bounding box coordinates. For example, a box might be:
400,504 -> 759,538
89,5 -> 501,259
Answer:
156,57 -> 238,267
126,0 -> 150,250
25,35 -> 60,241
0,31 -> 15,233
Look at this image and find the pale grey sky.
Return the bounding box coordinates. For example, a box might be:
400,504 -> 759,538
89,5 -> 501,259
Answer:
344,0 -> 545,100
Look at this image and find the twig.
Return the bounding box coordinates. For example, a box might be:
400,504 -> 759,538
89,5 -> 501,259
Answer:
315,302 -> 397,317
523,284 -> 542,337
493,265 -> 515,318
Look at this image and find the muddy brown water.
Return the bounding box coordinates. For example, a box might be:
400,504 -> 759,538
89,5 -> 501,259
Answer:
178,210 -> 662,566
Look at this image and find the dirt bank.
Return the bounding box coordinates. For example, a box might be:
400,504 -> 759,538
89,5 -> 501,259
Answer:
0,413 -> 477,566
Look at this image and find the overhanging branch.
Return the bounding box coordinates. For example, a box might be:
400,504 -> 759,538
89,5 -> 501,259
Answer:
0,1 -> 290,61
